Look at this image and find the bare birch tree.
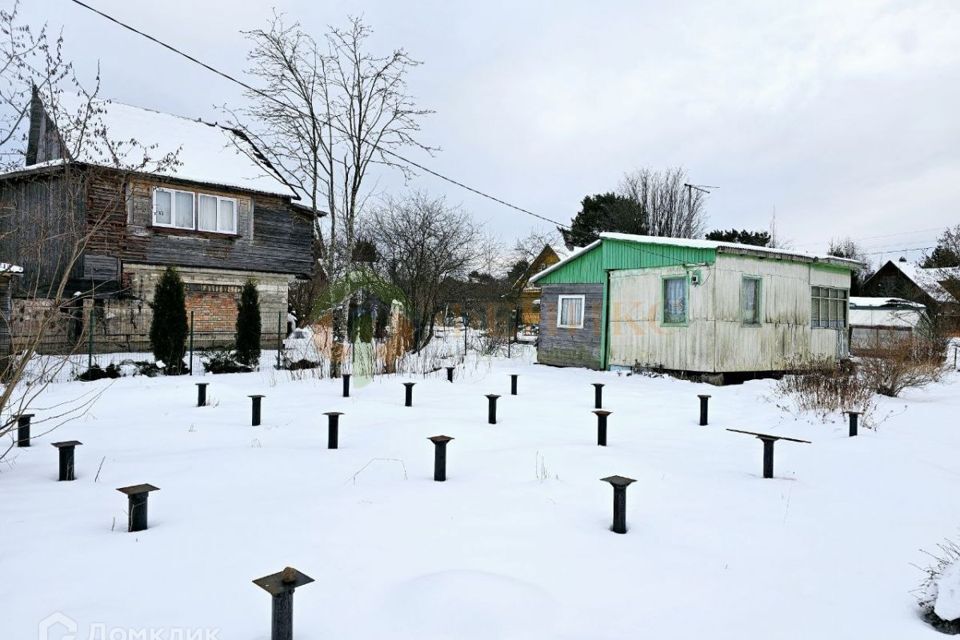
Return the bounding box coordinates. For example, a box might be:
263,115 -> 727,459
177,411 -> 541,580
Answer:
233,13 -> 434,374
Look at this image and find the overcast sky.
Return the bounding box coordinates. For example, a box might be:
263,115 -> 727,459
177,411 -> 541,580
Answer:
22,0 -> 960,264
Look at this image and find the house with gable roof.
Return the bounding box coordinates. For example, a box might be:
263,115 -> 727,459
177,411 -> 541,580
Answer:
860,259 -> 960,333
529,233 -> 862,381
0,90 -> 317,351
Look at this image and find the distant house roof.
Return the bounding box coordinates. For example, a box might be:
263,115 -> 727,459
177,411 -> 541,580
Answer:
530,233 -> 861,284
849,297 -> 926,329
510,243 -> 586,292
37,92 -> 297,198
0,263 -> 23,275
886,261 -> 960,303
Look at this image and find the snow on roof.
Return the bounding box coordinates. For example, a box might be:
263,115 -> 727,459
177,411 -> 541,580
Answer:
849,296 -> 925,309
49,93 -> 296,198
0,263 -> 23,274
552,244 -> 584,261
530,233 -> 859,284
599,232 -> 862,267
889,261 -> 958,303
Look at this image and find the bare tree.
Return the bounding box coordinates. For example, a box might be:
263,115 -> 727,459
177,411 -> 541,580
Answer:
512,228 -> 565,264
371,192 -> 487,351
233,13 -> 434,374
828,236 -> 872,294
618,167 -> 708,238
0,2 -> 178,461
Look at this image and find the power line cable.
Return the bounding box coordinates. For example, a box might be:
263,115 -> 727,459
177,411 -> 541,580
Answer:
67,0 -> 570,228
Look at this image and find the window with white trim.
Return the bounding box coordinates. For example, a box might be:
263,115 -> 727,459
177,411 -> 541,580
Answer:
811,286 -> 848,329
198,194 -> 238,233
557,294 -> 585,328
153,187 -> 238,234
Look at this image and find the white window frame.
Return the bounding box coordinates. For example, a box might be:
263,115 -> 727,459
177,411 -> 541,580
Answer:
152,187 -> 196,230
557,294 -> 585,329
153,187 -> 239,235
197,193 -> 238,234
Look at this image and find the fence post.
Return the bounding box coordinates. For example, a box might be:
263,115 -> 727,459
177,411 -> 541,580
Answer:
189,310 -> 195,375
463,312 -> 468,356
87,305 -> 95,369
276,312 -> 283,370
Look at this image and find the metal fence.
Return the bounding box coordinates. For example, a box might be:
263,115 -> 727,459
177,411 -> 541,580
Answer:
13,308 -> 291,369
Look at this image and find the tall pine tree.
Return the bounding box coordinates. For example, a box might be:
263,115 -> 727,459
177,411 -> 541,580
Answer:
149,267 -> 188,373
235,279 -> 262,367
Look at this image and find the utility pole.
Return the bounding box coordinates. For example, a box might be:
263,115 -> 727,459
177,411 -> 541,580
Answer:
683,183 -> 718,236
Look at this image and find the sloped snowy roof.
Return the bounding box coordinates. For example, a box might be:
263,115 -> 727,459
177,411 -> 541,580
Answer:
849,296 -> 925,310
0,263 -> 23,274
46,93 -> 296,198
530,234 -> 859,284
552,244 -> 584,261
600,233 -> 862,267
888,261 -> 959,303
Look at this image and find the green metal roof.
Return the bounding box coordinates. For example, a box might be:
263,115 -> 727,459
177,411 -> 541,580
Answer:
533,238 -> 717,284
531,233 -> 860,284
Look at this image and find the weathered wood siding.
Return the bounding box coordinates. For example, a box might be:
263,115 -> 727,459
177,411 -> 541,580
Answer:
112,175 -> 312,277
0,170 -> 85,295
538,283 -> 604,369
607,257 -> 851,373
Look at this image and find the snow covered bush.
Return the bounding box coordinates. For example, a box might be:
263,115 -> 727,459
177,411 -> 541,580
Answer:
917,537 -> 960,634
149,267 -> 188,374
774,360 -> 875,422
201,348 -> 252,374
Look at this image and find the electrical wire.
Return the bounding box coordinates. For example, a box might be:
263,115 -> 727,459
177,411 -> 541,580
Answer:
66,0 -> 570,229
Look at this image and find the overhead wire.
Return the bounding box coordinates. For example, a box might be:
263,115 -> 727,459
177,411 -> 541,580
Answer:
66,0 -> 570,229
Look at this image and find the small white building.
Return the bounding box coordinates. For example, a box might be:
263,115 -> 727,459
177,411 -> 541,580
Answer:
849,296 -> 926,354
530,233 -> 861,382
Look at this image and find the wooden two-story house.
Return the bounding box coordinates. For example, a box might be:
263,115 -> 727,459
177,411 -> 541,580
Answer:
0,91 -> 316,352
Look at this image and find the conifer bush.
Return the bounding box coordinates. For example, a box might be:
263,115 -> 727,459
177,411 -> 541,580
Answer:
235,279 -> 262,367
149,267 -> 188,374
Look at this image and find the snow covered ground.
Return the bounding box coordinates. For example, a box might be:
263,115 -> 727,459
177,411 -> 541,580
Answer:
2,346 -> 959,639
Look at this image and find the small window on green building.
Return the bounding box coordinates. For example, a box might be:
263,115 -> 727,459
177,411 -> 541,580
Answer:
557,294 -> 585,328
663,277 -> 687,325
741,277 -> 761,325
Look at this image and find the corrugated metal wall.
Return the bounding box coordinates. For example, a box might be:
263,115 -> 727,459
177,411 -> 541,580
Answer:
608,266 -> 715,371
608,256 -> 852,373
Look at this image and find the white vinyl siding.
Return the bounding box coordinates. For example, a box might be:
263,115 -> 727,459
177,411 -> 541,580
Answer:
557,295 -> 585,328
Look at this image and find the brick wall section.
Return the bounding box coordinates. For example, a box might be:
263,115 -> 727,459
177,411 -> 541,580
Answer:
125,264 -> 292,337
537,283 -> 604,369
9,265 -> 295,354
186,292 -> 238,330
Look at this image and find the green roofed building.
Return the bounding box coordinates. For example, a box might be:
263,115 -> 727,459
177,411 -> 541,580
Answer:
529,233 -> 861,382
